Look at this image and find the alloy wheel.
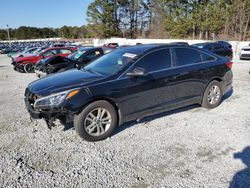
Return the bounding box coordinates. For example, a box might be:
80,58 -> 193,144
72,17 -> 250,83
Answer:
207,85 -> 221,105
84,108 -> 112,136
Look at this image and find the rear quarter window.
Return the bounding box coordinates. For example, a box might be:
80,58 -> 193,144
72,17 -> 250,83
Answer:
201,52 -> 216,62
175,48 -> 202,66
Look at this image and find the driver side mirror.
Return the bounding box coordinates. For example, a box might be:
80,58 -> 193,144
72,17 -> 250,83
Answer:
126,67 -> 148,77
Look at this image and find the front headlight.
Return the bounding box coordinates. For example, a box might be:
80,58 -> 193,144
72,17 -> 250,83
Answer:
34,89 -> 80,108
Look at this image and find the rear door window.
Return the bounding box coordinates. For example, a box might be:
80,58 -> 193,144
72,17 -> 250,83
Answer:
175,48 -> 202,66
134,49 -> 171,72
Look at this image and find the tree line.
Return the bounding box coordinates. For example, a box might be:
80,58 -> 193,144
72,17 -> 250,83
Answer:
87,0 -> 250,40
1,0 -> 249,40
0,25 -> 95,40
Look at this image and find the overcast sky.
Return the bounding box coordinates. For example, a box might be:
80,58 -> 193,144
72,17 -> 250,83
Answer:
0,0 -> 93,29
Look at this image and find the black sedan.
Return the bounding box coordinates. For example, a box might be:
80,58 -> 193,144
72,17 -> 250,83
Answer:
25,44 -> 233,142
192,41 -> 233,60
34,47 -> 104,77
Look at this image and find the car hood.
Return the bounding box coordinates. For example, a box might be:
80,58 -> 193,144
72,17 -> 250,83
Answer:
28,69 -> 105,96
15,55 -> 37,62
14,52 -> 34,58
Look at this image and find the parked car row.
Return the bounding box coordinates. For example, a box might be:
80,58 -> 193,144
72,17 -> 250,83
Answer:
35,47 -> 104,77
0,40 -> 74,55
23,43 -> 233,142
12,47 -> 77,73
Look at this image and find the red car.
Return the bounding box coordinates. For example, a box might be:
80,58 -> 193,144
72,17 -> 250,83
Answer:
12,47 -> 76,73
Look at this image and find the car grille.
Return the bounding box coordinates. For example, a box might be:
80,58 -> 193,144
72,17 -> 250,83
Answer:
243,49 -> 250,51
241,54 -> 250,58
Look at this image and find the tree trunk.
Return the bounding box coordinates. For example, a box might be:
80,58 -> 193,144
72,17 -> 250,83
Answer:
212,32 -> 215,40
243,17 -> 249,41
199,31 -> 203,40
192,24 -> 195,39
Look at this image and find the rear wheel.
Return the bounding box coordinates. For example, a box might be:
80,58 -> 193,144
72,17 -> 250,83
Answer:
24,63 -> 35,73
202,80 -> 223,109
74,100 -> 118,142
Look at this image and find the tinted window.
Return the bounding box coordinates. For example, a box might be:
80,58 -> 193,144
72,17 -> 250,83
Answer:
175,48 -> 202,66
86,50 -> 102,60
60,49 -> 72,54
43,49 -> 57,56
201,52 -> 216,62
134,49 -> 171,72
68,51 -> 86,60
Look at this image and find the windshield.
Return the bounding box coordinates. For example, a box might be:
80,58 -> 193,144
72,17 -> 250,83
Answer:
84,50 -> 138,75
68,50 -> 86,60
34,48 -> 45,55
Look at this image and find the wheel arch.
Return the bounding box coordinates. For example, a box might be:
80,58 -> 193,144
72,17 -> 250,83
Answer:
201,77 -> 223,104
77,97 -> 123,126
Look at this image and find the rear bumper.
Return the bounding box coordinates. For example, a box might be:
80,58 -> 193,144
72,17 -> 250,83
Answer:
223,82 -> 233,95
223,70 -> 233,95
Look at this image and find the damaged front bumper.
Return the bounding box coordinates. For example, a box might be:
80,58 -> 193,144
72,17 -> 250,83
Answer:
24,97 -> 73,125
12,61 -> 24,72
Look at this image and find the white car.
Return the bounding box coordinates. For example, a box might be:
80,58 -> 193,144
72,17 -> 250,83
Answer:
240,46 -> 250,60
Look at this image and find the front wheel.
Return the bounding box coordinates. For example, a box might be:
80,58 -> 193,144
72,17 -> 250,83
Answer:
74,100 -> 118,142
202,80 -> 223,109
24,63 -> 35,73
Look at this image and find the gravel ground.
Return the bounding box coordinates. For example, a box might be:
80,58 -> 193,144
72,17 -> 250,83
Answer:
0,54 -> 249,188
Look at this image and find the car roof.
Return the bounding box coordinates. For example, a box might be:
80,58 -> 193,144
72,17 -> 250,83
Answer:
44,47 -> 75,50
113,43 -> 194,55
78,47 -> 103,51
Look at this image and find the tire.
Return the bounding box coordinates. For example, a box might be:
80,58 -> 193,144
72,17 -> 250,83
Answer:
74,100 -> 118,142
202,80 -> 223,109
24,63 -> 35,73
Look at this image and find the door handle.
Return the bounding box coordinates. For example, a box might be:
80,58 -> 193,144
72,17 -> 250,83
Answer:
164,76 -> 177,82
178,71 -> 189,76
164,71 -> 189,82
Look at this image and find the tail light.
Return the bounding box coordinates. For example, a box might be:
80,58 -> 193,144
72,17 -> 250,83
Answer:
226,62 -> 233,69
